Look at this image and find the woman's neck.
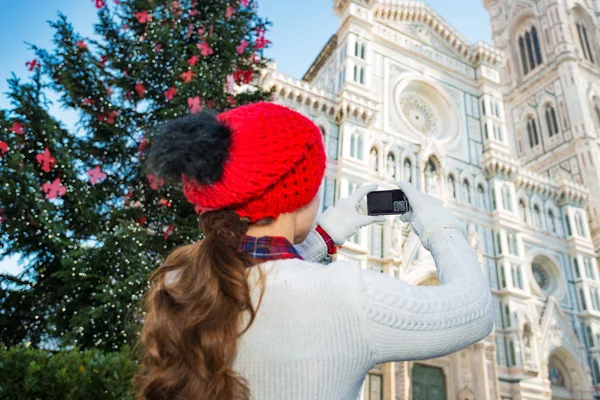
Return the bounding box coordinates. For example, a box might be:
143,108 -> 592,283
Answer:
246,212 -> 295,243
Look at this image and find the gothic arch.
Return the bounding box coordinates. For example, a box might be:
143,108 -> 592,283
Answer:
546,347 -> 591,397
569,4 -> 599,63
509,8 -> 544,78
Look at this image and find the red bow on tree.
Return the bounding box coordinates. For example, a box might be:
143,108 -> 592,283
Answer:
181,70 -> 196,83
187,55 -> 200,66
42,178 -> 67,199
188,97 -> 203,114
164,86 -> 177,101
10,122 -> 24,134
135,10 -> 151,24
36,148 -> 57,173
0,141 -> 8,158
147,174 -> 165,190
197,42 -> 214,56
87,166 -> 107,185
135,82 -> 146,97
25,59 -> 39,71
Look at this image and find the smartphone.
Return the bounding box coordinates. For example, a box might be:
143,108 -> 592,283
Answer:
367,189 -> 411,216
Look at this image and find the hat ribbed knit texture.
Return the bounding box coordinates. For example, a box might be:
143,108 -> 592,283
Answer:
182,102 -> 326,222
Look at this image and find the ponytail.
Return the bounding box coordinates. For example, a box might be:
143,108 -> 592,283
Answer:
133,210 -> 267,400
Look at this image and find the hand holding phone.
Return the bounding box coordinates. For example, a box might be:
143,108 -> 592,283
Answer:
367,189 -> 411,216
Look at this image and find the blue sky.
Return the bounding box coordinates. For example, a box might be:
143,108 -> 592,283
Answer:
0,0 -> 491,275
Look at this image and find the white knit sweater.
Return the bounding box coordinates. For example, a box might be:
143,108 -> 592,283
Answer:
231,227 -> 495,400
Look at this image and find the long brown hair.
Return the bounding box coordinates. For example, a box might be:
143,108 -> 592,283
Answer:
132,210 -> 268,400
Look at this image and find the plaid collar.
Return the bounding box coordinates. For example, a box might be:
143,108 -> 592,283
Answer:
239,235 -> 304,262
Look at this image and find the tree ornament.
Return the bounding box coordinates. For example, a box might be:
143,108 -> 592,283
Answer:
180,70 -> 196,83
135,215 -> 147,226
76,40 -> 88,49
236,39 -> 249,55
93,0 -> 106,8
159,198 -> 173,207
42,178 -> 67,199
241,0 -> 250,6
155,43 -> 162,52
135,10 -> 151,24
197,42 -> 214,56
35,148 -> 57,173
188,96 -> 203,114
0,141 -> 8,158
26,59 -> 39,71
164,86 -> 177,101
86,166 -> 107,185
147,174 -> 165,190
226,6 -> 235,18
256,35 -> 270,49
11,122 -> 25,134
226,74 -> 235,92
135,82 -> 146,97
187,55 -> 200,66
99,55 -> 108,67
164,224 -> 175,239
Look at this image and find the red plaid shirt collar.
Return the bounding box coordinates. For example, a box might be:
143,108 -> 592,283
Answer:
239,235 -> 304,262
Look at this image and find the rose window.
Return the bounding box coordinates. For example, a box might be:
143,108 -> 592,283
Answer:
399,95 -> 437,136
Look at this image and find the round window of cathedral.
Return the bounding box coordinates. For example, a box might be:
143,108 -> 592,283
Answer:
532,262 -> 550,291
394,78 -> 458,142
399,95 -> 437,136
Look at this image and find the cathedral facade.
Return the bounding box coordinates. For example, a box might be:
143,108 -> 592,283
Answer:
258,0 -> 600,398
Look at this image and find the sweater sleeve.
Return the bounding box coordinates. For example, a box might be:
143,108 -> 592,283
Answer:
345,227 -> 494,365
293,229 -> 329,263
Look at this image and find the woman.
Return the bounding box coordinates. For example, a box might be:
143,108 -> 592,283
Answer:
133,102 -> 494,400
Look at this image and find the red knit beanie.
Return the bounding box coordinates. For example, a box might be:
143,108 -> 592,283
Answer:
178,102 -> 326,222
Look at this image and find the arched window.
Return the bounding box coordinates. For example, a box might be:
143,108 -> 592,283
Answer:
356,135 -> 363,160
533,205 -> 543,229
360,44 -> 366,59
319,125 -> 327,140
403,159 -> 412,183
548,209 -> 557,233
462,179 -> 471,204
519,199 -> 528,223
501,185 -> 512,211
359,67 -> 364,84
353,65 -> 358,81
369,147 -> 378,171
477,184 -> 486,209
574,257 -> 581,279
545,105 -> 559,137
580,288 -> 588,310
518,25 -> 543,75
592,97 -> 600,128
576,22 -> 595,63
447,175 -> 456,199
350,135 -> 356,157
587,324 -> 595,347
424,159 -> 439,195
575,212 -> 586,236
354,41 -> 359,57
527,117 -> 540,148
387,153 -> 396,178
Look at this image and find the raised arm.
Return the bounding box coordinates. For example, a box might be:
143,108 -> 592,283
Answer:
343,181 -> 494,365
348,227 -> 494,364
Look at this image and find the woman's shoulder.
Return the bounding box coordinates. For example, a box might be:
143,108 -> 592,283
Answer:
251,258 -> 362,285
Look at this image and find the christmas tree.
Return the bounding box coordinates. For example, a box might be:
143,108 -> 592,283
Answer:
0,0 -> 272,352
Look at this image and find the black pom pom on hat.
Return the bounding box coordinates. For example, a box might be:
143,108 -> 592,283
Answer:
145,111 -> 232,185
